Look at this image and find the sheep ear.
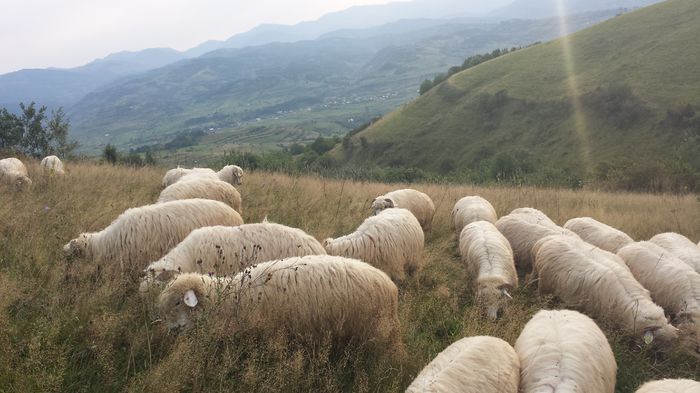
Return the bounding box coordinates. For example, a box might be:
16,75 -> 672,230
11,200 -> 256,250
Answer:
384,198 -> 394,207
183,289 -> 198,308
501,288 -> 512,299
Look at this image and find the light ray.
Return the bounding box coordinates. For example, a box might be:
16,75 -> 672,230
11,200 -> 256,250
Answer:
555,0 -> 591,177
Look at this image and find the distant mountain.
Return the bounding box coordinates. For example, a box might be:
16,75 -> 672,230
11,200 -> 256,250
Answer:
332,0 -> 699,188
184,0 -> 511,57
68,11 -> 620,152
491,0 -> 663,19
0,48 -> 185,110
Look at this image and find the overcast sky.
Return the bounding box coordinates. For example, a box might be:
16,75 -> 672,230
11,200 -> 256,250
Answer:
0,0 -> 397,74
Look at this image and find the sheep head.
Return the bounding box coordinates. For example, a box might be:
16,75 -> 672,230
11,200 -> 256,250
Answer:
63,234 -> 90,259
371,197 -> 394,216
158,273 -> 210,330
477,280 -> 513,321
16,176 -> 32,190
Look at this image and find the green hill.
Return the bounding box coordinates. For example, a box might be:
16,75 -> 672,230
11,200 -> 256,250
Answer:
334,0 -> 700,190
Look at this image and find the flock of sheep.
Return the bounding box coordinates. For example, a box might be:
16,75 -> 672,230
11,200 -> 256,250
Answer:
3,156 -> 700,392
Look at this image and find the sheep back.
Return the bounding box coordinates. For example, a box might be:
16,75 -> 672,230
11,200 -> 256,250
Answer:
146,222 -> 325,278
65,199 -> 243,273
564,216 -> 633,253
324,208 -> 424,281
635,379 -> 700,393
650,232 -> 700,274
40,155 -> 65,176
158,177 -> 242,214
515,309 -> 616,393
405,336 -> 519,393
451,196 -> 497,233
459,221 -> 517,320
371,189 -> 435,231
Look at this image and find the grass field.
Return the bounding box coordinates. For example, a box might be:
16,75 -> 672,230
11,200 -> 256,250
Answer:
1,161 -> 699,392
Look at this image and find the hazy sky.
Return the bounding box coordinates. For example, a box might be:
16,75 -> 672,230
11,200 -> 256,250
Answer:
0,0 -> 397,74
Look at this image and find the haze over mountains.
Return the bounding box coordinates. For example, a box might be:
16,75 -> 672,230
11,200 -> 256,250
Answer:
0,0 -> 663,152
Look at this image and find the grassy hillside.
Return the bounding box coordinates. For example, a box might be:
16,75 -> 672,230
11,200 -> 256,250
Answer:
1,161 -> 699,392
336,0 -> 700,190
67,12 -> 618,153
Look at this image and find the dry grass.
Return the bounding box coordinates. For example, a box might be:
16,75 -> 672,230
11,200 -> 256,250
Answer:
1,161 -> 699,392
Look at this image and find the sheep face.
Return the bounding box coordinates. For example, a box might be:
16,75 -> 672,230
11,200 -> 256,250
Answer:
16,176 -> 32,190
477,284 -> 512,321
232,167 -> 243,185
63,234 -> 89,259
158,276 -> 208,330
371,197 -> 394,216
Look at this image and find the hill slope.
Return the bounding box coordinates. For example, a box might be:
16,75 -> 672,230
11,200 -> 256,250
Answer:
335,0 -> 700,189
67,12 -> 619,152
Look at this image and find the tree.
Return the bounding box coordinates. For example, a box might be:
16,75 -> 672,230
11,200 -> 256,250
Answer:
47,108 -> 76,157
103,144 -> 118,165
0,108 -> 22,149
419,79 -> 433,95
0,102 -> 77,157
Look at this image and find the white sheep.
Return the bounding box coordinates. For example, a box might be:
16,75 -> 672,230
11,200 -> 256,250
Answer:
618,242 -> 700,351
157,256 -> 400,345
509,207 -> 559,228
0,157 -> 32,189
564,216 -> 634,253
534,234 -> 678,344
405,336 -> 519,393
145,222 -> 326,282
515,309 -> 617,393
635,379 -> 700,393
650,232 -> 700,274
451,196 -> 498,233
161,167 -> 217,187
40,155 -> 65,176
371,189 -> 435,231
495,213 -> 577,272
158,177 -> 242,214
459,221 -> 517,320
324,208 -> 424,281
63,199 -> 244,274
216,164 -> 244,186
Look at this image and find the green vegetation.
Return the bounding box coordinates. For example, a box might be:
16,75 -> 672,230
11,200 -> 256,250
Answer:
0,102 -> 76,158
333,0 -> 700,192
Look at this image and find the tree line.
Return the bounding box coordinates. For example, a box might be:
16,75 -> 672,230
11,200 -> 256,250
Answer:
0,102 -> 77,158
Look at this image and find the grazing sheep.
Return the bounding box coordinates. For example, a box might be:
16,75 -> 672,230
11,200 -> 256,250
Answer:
509,207 -> 558,228
157,256 -> 400,345
217,165 -> 244,186
40,155 -> 65,176
405,336 -> 519,393
451,196 -> 498,233
63,199 -> 244,274
618,242 -> 700,352
534,235 -> 678,344
324,208 -> 424,281
459,221 -> 517,320
495,214 -> 577,272
145,222 -> 325,282
564,216 -> 634,253
515,310 -> 617,393
635,379 -> 700,393
161,167 -> 217,187
371,189 -> 435,231
650,233 -> 700,274
0,157 -> 32,189
158,177 -> 242,214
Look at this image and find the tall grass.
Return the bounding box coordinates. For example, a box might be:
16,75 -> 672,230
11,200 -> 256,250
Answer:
1,161 -> 698,392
